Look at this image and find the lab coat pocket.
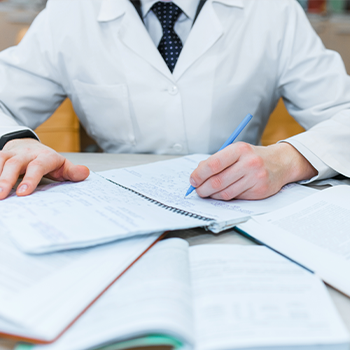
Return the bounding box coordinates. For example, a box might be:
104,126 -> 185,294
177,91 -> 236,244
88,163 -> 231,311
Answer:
73,80 -> 135,145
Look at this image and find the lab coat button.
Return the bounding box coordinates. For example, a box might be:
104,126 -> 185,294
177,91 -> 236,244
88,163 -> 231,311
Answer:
168,85 -> 178,95
173,143 -> 183,152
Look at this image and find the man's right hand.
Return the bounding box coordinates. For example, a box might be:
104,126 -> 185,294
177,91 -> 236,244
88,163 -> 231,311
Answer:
0,138 -> 90,200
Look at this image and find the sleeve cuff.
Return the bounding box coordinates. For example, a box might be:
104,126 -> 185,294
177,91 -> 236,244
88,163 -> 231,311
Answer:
279,139 -> 338,184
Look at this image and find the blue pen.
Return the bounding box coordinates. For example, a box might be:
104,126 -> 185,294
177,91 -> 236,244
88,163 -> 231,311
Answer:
185,113 -> 253,198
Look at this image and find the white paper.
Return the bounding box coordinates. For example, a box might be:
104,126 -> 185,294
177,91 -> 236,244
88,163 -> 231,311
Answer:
0,173 -> 203,254
238,186 -> 350,297
0,230 -> 161,341
24,243 -> 349,350
189,245 -> 349,350
100,154 -> 316,232
31,239 -> 194,350
256,185 -> 350,258
313,178 -> 350,187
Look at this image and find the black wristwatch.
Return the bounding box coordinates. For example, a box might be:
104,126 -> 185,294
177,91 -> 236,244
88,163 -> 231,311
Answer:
0,130 -> 39,150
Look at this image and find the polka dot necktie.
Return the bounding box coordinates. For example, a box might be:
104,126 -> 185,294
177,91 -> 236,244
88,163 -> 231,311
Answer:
151,1 -> 183,73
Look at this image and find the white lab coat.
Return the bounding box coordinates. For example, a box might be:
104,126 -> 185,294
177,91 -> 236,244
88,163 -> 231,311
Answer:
1,0 -> 350,179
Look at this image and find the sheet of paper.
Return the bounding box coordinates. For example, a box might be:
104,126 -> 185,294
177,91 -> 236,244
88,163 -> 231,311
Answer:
0,230 -> 162,341
100,154 -> 316,232
0,173 -> 204,254
238,185 -> 350,297
313,178 -> 350,187
31,239 -> 194,350
189,245 -> 349,350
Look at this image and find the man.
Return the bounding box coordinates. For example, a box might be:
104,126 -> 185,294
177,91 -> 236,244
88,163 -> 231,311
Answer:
0,0 -> 349,201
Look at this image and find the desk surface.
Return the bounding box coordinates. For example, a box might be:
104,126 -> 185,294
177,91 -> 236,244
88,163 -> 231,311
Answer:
1,152 -> 350,350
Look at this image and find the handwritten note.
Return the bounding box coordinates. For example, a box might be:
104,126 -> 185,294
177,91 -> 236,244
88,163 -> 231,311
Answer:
100,155 -> 316,232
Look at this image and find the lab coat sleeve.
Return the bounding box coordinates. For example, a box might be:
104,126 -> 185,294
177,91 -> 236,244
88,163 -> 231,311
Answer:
0,5 -> 66,141
280,139 -> 338,183
277,0 -> 350,179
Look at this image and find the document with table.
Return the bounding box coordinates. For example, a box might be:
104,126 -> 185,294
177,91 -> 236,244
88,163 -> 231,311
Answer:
0,154 -> 316,254
237,185 -> 350,298
17,240 -> 349,350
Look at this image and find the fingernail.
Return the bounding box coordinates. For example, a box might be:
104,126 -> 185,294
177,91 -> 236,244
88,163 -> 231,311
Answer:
190,177 -> 197,187
0,187 -> 2,193
18,184 -> 28,194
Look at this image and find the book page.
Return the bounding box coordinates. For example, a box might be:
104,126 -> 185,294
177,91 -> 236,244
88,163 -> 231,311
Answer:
0,229 -> 161,341
31,239 -> 194,350
238,185 -> 350,297
100,155 -> 316,232
189,245 -> 349,350
0,173 -> 204,254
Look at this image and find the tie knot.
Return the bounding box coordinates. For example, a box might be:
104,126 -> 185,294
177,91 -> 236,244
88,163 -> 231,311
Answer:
151,1 -> 183,30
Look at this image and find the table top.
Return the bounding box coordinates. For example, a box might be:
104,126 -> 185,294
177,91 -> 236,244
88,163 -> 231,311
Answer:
1,152 -> 350,350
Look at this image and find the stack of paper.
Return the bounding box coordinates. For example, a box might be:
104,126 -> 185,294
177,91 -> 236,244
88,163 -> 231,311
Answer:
0,155 -> 347,350
0,229 -> 162,342
16,240 -> 350,350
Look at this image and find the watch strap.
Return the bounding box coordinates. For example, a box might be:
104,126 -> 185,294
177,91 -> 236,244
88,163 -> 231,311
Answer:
0,130 -> 39,150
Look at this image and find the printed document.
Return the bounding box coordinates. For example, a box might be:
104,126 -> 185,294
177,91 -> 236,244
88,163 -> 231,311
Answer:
238,185 -> 350,297
0,173 -> 203,253
30,240 -> 349,350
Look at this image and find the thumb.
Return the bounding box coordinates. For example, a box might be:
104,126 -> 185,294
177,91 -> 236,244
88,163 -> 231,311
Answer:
60,160 -> 90,182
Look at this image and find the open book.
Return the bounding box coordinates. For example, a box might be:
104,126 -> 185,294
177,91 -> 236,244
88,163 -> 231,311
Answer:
1,155 -> 315,254
0,227 -> 162,343
237,185 -> 350,298
19,239 -> 349,350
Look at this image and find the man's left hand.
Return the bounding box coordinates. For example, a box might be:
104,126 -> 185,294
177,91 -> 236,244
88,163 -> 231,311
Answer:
190,142 -> 317,201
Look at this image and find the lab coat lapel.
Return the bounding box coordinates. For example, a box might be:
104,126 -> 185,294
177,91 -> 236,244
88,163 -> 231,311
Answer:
98,0 -> 174,82
173,0 -> 223,81
119,2 -> 174,81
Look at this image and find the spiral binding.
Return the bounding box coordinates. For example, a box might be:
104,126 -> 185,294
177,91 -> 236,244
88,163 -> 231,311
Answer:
105,178 -> 214,223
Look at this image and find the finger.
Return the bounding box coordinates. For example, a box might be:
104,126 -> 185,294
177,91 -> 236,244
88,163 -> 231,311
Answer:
214,181 -> 277,201
18,157 -> 90,197
47,158 -> 90,182
209,172 -> 279,201
0,151 -> 13,176
16,157 -> 53,196
0,157 -> 27,199
195,163 -> 245,198
210,176 -> 255,201
190,143 -> 248,188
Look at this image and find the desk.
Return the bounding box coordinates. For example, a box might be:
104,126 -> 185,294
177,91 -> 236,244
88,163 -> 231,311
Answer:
1,152 -> 350,350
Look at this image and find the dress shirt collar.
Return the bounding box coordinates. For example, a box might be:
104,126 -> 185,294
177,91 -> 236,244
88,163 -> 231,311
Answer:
97,0 -> 244,22
141,0 -> 200,20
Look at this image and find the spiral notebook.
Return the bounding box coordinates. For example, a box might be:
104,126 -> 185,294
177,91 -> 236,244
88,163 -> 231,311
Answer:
1,154 -> 315,254
98,154 -> 316,230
